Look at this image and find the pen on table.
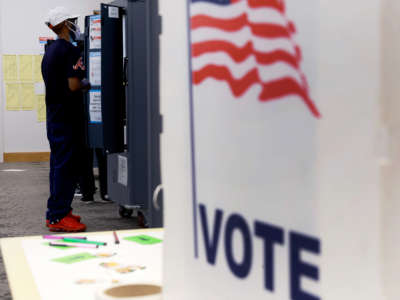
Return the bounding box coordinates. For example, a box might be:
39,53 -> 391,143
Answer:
43,235 -> 87,240
62,238 -> 107,246
49,242 -> 99,249
113,231 -> 120,244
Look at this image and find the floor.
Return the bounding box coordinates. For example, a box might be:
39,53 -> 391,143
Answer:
0,162 -> 139,300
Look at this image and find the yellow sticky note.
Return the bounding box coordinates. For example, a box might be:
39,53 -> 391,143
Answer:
3,55 -> 18,82
36,95 -> 46,122
20,83 -> 35,110
5,83 -> 21,110
34,55 -> 44,82
19,55 -> 33,81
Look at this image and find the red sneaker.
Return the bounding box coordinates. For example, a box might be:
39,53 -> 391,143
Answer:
46,211 -> 81,227
48,216 -> 86,232
67,211 -> 81,222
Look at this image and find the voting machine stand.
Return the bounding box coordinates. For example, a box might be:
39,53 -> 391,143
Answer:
84,0 -> 163,228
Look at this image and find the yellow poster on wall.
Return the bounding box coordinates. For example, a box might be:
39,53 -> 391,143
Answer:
21,83 -> 35,110
3,55 -> 18,82
36,95 -> 46,122
33,55 -> 44,82
19,55 -> 34,81
5,83 -> 21,110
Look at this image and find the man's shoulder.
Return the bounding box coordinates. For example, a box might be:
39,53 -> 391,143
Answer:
45,40 -> 80,64
45,40 -> 64,58
48,40 -> 76,54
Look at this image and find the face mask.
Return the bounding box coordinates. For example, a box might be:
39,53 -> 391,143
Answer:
67,21 -> 82,42
70,37 -> 78,47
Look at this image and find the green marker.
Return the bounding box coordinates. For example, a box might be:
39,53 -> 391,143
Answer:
62,238 -> 107,246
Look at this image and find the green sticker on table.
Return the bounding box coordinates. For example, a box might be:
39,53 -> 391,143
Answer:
123,235 -> 162,245
43,242 -> 74,250
52,252 -> 97,264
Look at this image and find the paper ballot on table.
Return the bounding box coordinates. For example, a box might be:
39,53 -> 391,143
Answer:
19,55 -> 34,81
36,95 -> 46,122
33,55 -> 44,82
5,83 -> 21,110
3,55 -> 18,81
89,52 -> 101,86
53,253 -> 97,264
89,90 -> 102,123
20,83 -> 35,110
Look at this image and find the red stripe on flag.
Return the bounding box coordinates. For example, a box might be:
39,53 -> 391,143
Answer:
192,40 -> 299,68
192,65 -> 320,118
259,78 -> 320,118
230,0 -> 285,12
191,14 -> 292,39
288,21 -> 296,34
247,0 -> 285,12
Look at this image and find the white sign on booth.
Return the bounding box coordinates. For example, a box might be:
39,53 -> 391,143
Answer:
185,0 -> 321,299
89,15 -> 101,50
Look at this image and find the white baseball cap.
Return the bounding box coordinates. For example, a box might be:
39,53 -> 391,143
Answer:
45,7 -> 79,29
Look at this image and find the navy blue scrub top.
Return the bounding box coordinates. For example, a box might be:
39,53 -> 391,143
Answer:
42,39 -> 86,141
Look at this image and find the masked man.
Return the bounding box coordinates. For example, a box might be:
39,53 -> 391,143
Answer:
42,7 -> 91,232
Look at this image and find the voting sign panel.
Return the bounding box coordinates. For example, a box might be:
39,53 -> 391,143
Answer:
184,0 -> 321,299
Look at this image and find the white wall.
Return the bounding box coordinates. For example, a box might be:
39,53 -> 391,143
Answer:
0,0 -> 104,160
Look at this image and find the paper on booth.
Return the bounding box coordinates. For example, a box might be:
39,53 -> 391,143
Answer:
89,90 -> 102,123
89,52 -> 101,86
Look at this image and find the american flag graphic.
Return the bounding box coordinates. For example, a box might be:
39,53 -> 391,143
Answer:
189,0 -> 321,118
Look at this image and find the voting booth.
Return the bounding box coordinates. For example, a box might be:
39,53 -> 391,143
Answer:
160,0 -> 400,300
83,0 -> 163,227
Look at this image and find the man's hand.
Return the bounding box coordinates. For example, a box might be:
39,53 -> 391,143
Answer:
80,79 -> 91,92
68,77 -> 91,92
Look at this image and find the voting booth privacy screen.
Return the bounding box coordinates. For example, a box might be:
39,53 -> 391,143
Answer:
161,0 -> 392,299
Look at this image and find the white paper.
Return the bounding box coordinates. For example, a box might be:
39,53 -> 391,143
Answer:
89,52 -> 101,87
22,231 -> 163,300
89,90 -> 102,123
109,6 -> 119,19
89,15 -> 102,50
118,155 -> 128,186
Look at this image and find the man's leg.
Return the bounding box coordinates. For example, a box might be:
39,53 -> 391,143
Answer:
46,141 -> 85,231
46,151 -> 55,221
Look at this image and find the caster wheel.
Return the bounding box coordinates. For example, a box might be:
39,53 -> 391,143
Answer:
119,206 -> 133,218
137,211 -> 149,228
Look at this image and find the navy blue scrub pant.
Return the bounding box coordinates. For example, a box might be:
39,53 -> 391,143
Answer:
79,148 -> 108,199
46,125 -> 83,223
